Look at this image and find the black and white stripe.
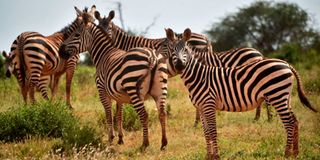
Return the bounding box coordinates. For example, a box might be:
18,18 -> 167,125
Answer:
163,28 -> 317,158
60,9 -> 169,150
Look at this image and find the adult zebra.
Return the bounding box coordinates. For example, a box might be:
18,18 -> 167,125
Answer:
3,50 -> 78,104
163,28 -> 317,159
3,51 -> 52,98
7,6 -> 94,106
95,10 -> 268,125
59,8 -> 169,150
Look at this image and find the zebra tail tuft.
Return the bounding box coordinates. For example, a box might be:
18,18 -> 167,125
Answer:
290,65 -> 318,112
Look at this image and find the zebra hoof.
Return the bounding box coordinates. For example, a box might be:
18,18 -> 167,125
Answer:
206,153 -> 220,160
118,139 -> 124,145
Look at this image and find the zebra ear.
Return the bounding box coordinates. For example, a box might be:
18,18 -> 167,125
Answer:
94,11 -> 102,21
2,51 -> 8,59
107,10 -> 115,21
89,5 -> 96,16
74,6 -> 83,16
183,28 -> 191,42
165,28 -> 175,42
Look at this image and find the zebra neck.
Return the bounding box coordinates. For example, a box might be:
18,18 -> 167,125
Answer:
192,49 -> 222,67
180,57 -> 207,87
111,23 -> 166,50
88,24 -> 117,67
51,18 -> 79,42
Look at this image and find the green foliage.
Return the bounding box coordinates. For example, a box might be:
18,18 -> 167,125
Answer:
98,104 -> 159,132
0,54 -> 5,79
0,102 -> 76,142
0,101 -> 102,152
205,1 -> 319,53
267,44 -> 320,69
121,104 -> 141,131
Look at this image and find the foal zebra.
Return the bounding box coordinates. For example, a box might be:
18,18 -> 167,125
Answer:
7,6 -> 94,106
163,28 -> 317,159
59,8 -> 169,150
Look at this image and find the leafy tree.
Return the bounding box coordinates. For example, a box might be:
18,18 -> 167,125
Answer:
205,1 -> 320,53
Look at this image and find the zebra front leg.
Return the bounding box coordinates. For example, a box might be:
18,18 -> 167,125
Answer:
65,67 -> 75,108
115,103 -> 124,145
97,87 -> 114,144
254,105 -> 262,121
199,104 -> 220,160
266,104 -> 273,122
51,74 -> 61,102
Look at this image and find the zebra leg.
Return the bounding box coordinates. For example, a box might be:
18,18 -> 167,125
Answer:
129,95 -> 149,151
199,104 -> 220,160
65,67 -> 76,108
292,113 -> 299,157
51,74 -> 61,102
115,103 -> 124,145
194,108 -> 200,127
270,96 -> 298,157
150,65 -> 168,150
38,76 -> 50,100
266,104 -> 273,122
20,83 -> 28,104
97,87 -> 114,144
254,105 -> 262,121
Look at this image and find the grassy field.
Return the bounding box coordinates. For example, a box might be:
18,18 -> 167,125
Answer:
0,65 -> 319,159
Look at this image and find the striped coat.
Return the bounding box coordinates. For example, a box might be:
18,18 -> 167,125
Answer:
60,10 -> 169,150
164,28 -> 317,159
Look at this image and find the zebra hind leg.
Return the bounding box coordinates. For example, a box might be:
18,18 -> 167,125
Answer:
115,103 -> 124,145
270,96 -> 298,157
130,96 -> 149,151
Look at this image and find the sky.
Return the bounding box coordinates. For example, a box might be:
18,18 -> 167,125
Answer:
0,0 -> 319,52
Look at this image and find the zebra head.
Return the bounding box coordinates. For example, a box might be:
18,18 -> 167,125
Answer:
2,51 -> 16,78
95,10 -> 115,38
165,28 -> 192,73
60,7 -> 95,57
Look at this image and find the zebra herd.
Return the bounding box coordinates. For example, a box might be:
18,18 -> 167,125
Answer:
2,5 -> 318,159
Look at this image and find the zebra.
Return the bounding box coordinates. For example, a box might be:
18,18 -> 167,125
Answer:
95,10 -> 270,125
59,8 -> 169,150
3,50 -> 54,98
7,6 -> 95,106
162,28 -> 317,159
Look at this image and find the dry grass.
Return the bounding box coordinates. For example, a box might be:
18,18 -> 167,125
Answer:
0,65 -> 319,159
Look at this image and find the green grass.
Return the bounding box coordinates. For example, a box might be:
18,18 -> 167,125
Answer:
0,64 -> 319,159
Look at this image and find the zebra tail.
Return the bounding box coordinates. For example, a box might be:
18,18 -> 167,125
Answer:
18,35 -> 27,88
290,65 -> 318,112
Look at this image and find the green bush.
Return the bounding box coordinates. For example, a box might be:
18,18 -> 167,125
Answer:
0,102 -> 76,142
98,104 -> 159,132
0,101 -> 102,152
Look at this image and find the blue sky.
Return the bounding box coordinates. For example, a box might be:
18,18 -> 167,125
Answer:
0,0 -> 319,51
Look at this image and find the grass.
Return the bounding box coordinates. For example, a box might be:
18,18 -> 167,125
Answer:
0,65 -> 319,159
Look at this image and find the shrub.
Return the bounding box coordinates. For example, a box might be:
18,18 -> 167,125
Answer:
0,102 -> 76,142
0,101 -> 102,152
98,104 -> 159,132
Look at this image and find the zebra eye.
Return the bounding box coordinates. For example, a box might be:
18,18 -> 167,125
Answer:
75,32 -> 80,37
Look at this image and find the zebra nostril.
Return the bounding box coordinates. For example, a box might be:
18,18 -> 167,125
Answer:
175,59 -> 186,71
6,70 -> 11,78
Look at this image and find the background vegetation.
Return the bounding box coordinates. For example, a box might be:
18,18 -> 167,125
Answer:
0,1 -> 319,159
